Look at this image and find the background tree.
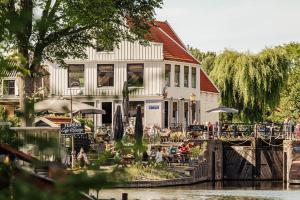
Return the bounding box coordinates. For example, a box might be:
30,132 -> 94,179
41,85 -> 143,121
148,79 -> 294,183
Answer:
189,47 -> 216,75
268,43 -> 300,122
210,48 -> 289,122
0,0 -> 162,126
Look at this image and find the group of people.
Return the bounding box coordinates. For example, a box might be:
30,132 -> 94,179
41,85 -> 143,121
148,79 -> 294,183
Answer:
152,143 -> 192,164
284,117 -> 300,138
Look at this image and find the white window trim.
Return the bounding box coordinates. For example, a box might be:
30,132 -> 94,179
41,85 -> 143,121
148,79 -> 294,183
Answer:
1,78 -> 17,96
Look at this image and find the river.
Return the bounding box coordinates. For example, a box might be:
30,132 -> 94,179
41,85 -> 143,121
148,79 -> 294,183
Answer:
90,181 -> 300,200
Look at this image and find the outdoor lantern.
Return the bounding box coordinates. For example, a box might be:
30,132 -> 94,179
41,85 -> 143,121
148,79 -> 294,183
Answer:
190,93 -> 196,104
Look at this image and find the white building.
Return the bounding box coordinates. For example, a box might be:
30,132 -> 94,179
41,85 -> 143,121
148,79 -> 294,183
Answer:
1,21 -> 220,127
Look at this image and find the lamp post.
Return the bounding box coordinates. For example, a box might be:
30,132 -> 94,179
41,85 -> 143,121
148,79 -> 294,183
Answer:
70,81 -> 80,169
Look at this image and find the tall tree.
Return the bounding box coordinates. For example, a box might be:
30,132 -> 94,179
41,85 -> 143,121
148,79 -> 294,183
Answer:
268,42 -> 300,122
0,0 -> 162,126
189,47 -> 216,75
210,48 -> 289,122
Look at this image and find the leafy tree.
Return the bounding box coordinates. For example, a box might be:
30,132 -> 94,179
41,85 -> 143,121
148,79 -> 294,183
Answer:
268,43 -> 300,122
210,48 -> 289,122
0,0 -> 162,126
189,47 -> 216,75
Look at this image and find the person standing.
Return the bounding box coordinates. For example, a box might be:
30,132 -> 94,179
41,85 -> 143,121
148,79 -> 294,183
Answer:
77,147 -> 89,168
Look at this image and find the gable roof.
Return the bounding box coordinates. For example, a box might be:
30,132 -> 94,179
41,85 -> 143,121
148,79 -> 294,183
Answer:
200,69 -> 219,93
147,21 -> 199,64
148,20 -> 219,93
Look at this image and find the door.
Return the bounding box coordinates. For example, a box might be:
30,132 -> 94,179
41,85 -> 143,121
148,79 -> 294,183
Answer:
102,102 -> 112,125
164,101 -> 169,128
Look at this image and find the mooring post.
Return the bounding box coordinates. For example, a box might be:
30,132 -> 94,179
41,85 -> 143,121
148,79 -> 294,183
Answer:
122,193 -> 128,200
254,137 -> 261,180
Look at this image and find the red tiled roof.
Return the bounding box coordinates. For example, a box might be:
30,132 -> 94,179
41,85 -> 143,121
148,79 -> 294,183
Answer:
46,117 -> 72,125
200,69 -> 219,93
147,21 -> 199,64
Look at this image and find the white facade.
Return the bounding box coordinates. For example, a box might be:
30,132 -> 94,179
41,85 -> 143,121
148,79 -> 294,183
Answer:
200,92 -> 220,124
46,40 -> 212,128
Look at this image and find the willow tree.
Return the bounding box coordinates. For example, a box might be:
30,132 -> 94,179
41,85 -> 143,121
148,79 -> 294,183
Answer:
210,49 -> 289,122
0,0 -> 162,126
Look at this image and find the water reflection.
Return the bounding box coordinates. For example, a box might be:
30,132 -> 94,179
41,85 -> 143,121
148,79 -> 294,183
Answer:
93,181 -> 300,200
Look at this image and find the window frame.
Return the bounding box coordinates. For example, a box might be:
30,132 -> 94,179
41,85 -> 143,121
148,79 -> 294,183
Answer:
174,65 -> 180,87
191,67 -> 196,88
165,64 -> 171,87
127,63 -> 144,87
184,66 -> 189,88
2,79 -> 15,96
67,64 -> 85,88
97,64 -> 114,87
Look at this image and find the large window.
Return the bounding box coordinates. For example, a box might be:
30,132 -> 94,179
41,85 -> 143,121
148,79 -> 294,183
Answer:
184,66 -> 189,87
165,64 -> 171,87
3,80 -> 15,95
127,64 -> 144,87
192,67 -> 196,88
97,64 -> 114,87
175,65 -> 180,87
68,64 -> 84,87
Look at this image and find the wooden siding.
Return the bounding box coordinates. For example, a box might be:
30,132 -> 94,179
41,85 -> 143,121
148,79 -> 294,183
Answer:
49,61 -> 164,97
66,41 -> 163,62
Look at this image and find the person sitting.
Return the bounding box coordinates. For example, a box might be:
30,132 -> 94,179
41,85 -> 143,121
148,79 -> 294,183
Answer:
77,147 -> 89,168
142,151 -> 149,162
155,147 -> 163,163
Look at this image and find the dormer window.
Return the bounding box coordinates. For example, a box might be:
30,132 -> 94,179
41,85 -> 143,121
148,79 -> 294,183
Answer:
3,80 -> 15,95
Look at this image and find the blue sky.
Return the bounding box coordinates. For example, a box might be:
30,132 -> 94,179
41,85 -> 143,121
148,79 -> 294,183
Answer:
156,0 -> 300,53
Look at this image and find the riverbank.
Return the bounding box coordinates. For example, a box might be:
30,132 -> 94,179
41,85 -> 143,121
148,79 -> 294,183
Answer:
91,181 -> 300,200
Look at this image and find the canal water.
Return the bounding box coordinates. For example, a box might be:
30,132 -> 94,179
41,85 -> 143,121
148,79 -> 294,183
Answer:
92,181 -> 300,200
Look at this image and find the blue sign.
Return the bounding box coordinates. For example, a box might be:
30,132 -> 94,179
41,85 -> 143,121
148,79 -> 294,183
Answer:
149,105 -> 159,110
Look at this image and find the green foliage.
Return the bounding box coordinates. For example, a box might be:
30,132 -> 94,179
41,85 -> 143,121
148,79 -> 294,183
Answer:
210,48 -> 289,122
268,43 -> 300,122
75,117 -> 94,130
189,142 -> 207,159
0,0 -> 163,125
189,47 -> 216,75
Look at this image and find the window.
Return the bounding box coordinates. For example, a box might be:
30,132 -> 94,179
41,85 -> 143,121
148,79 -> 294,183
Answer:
184,66 -> 189,87
3,80 -> 15,95
175,65 -> 180,87
165,64 -> 171,87
68,64 -> 84,87
172,102 -> 178,123
192,67 -> 196,88
97,64 -> 114,87
127,64 -> 144,87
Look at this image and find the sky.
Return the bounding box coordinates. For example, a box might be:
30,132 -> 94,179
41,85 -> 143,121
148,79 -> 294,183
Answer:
156,0 -> 300,53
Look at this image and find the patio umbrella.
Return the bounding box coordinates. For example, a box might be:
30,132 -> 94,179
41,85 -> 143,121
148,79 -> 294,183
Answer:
113,105 -> 124,142
122,81 -> 129,125
34,98 -> 106,114
206,105 -> 238,113
135,105 -> 143,145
